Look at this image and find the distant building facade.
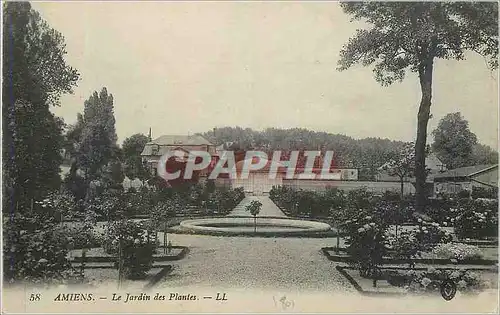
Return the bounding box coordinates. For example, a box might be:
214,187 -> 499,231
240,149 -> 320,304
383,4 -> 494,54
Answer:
230,156 -> 359,195
141,134 -> 216,177
376,152 -> 446,182
433,164 -> 498,197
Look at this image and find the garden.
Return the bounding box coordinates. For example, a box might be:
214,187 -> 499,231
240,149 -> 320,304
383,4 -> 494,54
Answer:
3,179 -> 245,289
270,185 -> 498,297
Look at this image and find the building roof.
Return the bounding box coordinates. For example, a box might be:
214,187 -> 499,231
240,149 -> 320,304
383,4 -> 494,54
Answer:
149,135 -> 213,146
433,164 -> 498,180
141,135 -> 213,156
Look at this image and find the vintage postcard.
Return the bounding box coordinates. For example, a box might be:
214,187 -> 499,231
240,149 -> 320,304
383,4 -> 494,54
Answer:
2,1 -> 499,313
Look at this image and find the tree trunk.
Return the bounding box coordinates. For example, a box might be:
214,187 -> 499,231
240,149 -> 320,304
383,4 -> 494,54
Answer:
415,58 -> 434,213
254,216 -> 256,233
400,179 -> 404,200
397,178 -> 404,237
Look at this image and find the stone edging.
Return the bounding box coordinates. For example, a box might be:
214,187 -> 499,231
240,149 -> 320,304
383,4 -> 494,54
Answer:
322,247 -> 498,266
144,265 -> 174,290
155,246 -> 190,262
71,246 -> 189,268
169,226 -> 337,238
335,266 -> 405,296
336,265 -> 497,297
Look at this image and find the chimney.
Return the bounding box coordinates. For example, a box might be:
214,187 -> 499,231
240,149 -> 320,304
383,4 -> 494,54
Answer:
148,127 -> 152,141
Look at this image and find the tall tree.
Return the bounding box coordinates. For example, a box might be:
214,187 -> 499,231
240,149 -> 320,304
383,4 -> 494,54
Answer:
77,87 -> 118,181
472,143 -> 498,165
337,2 -> 498,212
2,2 -> 79,210
122,133 -> 151,183
431,112 -> 478,169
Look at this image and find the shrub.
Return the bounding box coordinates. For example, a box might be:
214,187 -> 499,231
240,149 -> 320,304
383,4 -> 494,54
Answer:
55,225 -> 102,249
34,190 -> 78,222
382,190 -> 401,202
423,197 -> 458,224
103,220 -> 157,279
85,192 -> 126,221
453,199 -> 498,240
124,188 -> 156,216
457,190 -> 471,199
343,212 -> 388,277
346,187 -> 374,211
3,213 -> 80,284
432,243 -> 483,261
386,231 -> 421,266
399,268 -> 485,295
471,186 -> 498,199
414,221 -> 453,249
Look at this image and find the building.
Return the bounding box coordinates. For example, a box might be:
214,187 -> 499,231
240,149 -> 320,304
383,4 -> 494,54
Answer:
374,152 -> 446,196
141,134 -> 216,176
376,152 -> 446,181
230,156 -> 359,195
232,158 -> 286,195
432,164 -> 498,197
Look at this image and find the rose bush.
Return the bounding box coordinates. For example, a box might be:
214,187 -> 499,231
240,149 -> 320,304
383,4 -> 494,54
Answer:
386,231 -> 421,267
414,220 -> 453,249
343,210 -> 388,277
103,219 -> 158,279
453,199 -> 498,240
399,268 -> 485,295
432,243 -> 483,261
3,213 -> 80,284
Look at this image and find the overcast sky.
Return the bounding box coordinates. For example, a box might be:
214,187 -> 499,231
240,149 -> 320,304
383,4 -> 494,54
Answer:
33,2 -> 498,149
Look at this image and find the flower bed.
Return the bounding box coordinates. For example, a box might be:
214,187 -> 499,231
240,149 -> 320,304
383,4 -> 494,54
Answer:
384,267 -> 487,294
322,246 -> 498,266
71,246 -> 188,263
431,243 -> 483,261
336,265 -> 496,296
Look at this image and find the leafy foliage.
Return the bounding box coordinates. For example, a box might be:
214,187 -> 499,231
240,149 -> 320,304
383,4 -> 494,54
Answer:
432,243 -> 483,261
3,2 -> 80,209
203,127 -> 405,177
76,87 -> 119,181
150,198 -> 180,226
245,200 -> 262,217
122,133 -> 151,182
472,143 -> 499,165
387,268 -> 486,294
432,112 -> 478,169
2,3 -> 82,284
343,212 -> 388,277
453,199 -> 498,239
338,2 -> 498,211
3,213 -> 79,283
381,142 -> 415,182
103,220 -> 157,280
338,3 -> 498,82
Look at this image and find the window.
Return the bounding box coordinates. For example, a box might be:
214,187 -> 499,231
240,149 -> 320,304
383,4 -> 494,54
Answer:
151,145 -> 159,155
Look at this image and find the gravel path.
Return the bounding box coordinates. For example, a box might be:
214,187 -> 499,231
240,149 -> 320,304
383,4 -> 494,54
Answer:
228,196 -> 287,217
157,233 -> 353,292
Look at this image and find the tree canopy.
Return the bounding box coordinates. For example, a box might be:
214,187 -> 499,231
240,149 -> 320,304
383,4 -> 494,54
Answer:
337,2 -> 498,211
122,133 -> 151,182
77,87 -> 118,181
338,2 -> 498,83
3,2 -> 79,210
432,112 -> 478,169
